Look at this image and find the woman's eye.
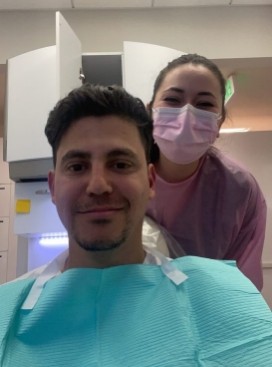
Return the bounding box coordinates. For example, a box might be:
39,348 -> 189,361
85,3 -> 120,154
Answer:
164,97 -> 180,103
197,102 -> 214,109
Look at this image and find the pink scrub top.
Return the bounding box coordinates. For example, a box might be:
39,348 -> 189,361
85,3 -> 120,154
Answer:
147,147 -> 267,290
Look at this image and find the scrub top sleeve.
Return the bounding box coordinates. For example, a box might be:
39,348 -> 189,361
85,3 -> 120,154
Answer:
230,181 -> 267,291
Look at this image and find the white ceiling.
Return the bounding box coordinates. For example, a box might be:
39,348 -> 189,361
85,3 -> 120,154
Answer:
0,0 -> 271,11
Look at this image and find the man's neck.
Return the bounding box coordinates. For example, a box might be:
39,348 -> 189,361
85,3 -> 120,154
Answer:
63,242 -> 146,270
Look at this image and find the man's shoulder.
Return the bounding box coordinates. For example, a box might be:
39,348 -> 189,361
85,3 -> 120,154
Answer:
15,264 -> 49,281
0,277 -> 35,298
172,256 -> 257,292
172,256 -> 271,320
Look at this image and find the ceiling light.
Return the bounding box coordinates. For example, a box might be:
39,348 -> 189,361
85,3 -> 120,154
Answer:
220,128 -> 250,133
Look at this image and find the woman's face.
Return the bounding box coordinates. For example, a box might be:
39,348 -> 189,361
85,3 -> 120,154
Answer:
152,63 -> 223,119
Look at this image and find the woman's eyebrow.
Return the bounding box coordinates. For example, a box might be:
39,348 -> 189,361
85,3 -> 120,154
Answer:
165,87 -> 185,94
165,88 -> 216,99
197,91 -> 216,98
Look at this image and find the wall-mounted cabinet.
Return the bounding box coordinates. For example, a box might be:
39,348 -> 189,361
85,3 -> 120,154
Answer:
0,252 -> 7,284
0,137 -> 16,284
0,218 -> 9,251
2,11 -> 187,182
5,31 -> 184,182
5,12 -> 81,181
0,184 -> 10,217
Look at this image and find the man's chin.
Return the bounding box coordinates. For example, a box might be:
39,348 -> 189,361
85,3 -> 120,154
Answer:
80,242 -> 122,252
75,235 -> 126,252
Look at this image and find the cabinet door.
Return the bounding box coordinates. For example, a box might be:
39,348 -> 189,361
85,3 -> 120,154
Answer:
122,42 -> 185,104
6,46 -> 57,162
14,182 -> 66,236
0,138 -> 10,183
0,217 -> 9,251
56,11 -> 82,98
0,251 -> 7,284
6,12 -> 82,164
0,184 -> 10,217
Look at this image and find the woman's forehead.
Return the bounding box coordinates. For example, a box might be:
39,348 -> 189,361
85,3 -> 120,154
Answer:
165,64 -> 219,86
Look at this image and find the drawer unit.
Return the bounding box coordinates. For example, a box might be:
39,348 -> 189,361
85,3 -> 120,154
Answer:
0,185 -> 11,217
0,251 -> 8,284
0,217 -> 9,251
0,138 -> 10,184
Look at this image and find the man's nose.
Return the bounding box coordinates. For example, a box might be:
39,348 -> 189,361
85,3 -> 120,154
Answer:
86,166 -> 113,196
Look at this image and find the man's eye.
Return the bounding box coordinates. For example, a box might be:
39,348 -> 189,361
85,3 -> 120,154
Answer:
67,163 -> 86,172
112,161 -> 133,171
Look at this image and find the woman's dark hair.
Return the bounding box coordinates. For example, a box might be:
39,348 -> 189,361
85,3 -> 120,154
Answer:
149,54 -> 226,162
45,83 -> 153,166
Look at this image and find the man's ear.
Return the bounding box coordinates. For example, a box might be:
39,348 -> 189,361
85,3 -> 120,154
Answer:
48,170 -> 56,205
148,163 -> 156,199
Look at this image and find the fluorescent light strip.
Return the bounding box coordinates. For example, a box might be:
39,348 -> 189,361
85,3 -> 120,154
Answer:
39,233 -> 68,247
220,128 -> 250,134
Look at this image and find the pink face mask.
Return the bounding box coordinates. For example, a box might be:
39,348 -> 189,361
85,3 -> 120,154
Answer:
153,104 -> 220,164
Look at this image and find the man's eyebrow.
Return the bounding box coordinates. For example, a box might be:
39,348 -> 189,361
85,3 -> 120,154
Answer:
60,148 -> 139,163
107,148 -> 139,160
61,150 -> 91,164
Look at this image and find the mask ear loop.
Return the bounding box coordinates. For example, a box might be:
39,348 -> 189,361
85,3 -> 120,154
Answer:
216,114 -> 223,138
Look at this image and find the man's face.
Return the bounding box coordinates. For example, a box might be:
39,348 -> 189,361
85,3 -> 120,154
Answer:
48,115 -> 155,252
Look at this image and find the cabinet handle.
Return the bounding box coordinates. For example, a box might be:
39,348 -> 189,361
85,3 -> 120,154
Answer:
0,187 -> 5,190
0,220 -> 3,223
0,255 -> 2,258
79,67 -> 86,83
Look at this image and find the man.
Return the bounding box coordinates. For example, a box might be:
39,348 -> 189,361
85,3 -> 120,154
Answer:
46,84 -> 155,270
0,84 -> 271,367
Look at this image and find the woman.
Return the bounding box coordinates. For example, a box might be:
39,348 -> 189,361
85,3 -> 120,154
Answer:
146,54 -> 266,290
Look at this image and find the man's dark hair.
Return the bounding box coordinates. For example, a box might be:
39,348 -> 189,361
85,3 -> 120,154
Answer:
45,83 -> 153,166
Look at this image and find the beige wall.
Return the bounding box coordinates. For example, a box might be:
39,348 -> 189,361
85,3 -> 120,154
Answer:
0,6 -> 271,64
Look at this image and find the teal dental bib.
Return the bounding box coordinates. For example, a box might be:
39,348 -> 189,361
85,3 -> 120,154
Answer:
1,256 -> 272,366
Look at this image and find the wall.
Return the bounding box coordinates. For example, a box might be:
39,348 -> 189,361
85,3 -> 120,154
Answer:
0,6 -> 271,64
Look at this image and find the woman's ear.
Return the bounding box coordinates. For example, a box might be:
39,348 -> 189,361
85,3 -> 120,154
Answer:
146,102 -> 152,116
148,163 -> 156,199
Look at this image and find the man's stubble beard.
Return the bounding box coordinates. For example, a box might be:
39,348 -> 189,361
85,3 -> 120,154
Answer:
71,218 -> 130,252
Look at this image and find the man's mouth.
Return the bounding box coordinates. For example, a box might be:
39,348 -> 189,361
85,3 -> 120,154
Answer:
77,206 -> 124,219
